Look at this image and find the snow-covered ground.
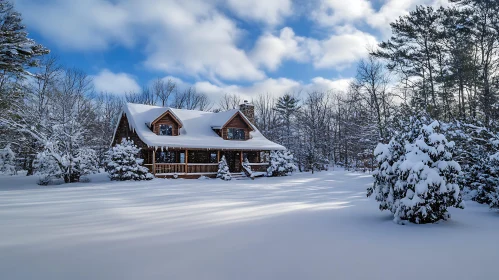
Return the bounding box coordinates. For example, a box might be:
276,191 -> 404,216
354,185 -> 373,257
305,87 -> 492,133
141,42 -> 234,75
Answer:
0,171 -> 497,280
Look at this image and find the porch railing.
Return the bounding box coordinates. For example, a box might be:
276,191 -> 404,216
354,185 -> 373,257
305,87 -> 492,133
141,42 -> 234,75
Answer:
155,163 -> 185,174
145,162 -> 269,176
145,163 -> 218,175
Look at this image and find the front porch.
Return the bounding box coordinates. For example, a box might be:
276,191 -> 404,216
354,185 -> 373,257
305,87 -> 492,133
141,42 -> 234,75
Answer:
142,149 -> 270,178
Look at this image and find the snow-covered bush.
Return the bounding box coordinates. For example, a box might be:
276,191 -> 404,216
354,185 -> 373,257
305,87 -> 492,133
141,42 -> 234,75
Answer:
267,150 -> 297,177
478,152 -> 499,209
368,139 -> 404,212
443,121 -> 499,204
105,139 -> 153,181
0,144 -> 17,175
72,148 -> 99,182
216,155 -> 231,181
34,149 -> 62,185
34,144 -> 99,185
368,117 -> 464,224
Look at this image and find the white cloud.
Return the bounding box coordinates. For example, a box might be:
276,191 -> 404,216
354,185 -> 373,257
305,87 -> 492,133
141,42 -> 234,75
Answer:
17,0 -> 265,82
251,27 -> 308,71
167,76 -> 353,104
304,77 -> 353,93
17,0 -> 131,50
312,0 -> 451,38
92,69 -> 141,95
309,26 -> 378,69
133,0 -> 265,82
225,0 -> 293,25
312,0 -> 374,26
251,26 -> 377,71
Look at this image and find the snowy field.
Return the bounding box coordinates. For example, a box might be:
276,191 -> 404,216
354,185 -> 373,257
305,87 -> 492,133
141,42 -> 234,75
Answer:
0,171 -> 498,280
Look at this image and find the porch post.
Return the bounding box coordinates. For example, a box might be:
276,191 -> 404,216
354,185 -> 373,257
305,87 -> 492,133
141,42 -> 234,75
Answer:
185,149 -> 188,173
217,150 -> 220,162
152,149 -> 156,175
240,150 -> 243,165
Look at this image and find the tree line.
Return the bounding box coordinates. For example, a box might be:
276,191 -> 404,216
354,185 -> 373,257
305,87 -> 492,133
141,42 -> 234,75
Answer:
1,0 -> 498,180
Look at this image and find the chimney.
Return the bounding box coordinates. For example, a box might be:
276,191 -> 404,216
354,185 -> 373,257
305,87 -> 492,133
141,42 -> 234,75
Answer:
239,100 -> 255,125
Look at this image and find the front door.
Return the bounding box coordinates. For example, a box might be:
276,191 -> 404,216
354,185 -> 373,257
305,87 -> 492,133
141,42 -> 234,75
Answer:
223,151 -> 241,173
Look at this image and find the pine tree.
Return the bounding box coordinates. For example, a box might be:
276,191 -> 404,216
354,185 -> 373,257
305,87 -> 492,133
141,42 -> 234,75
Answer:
487,152 -> 499,209
443,121 -> 499,202
105,139 -> 153,181
0,1 -> 49,76
369,115 -> 464,224
274,94 -> 300,149
267,150 -> 297,177
216,155 -> 231,181
72,148 -> 99,182
0,143 -> 16,175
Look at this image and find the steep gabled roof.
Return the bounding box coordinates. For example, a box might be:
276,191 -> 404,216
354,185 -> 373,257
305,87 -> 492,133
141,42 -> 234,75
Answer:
210,109 -> 254,131
119,103 -> 285,151
151,109 -> 183,127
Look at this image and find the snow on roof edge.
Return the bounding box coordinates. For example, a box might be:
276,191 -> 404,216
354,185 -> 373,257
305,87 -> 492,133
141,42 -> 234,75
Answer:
121,103 -> 286,151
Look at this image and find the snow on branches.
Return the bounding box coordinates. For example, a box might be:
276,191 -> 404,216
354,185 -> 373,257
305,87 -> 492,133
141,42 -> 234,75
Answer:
105,139 -> 153,181
368,116 -> 464,224
0,144 -> 16,175
216,155 -> 231,181
267,150 -> 297,177
34,143 -> 98,185
443,121 -> 499,208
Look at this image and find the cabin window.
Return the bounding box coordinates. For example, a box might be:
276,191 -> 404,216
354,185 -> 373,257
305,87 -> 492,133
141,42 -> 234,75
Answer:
227,128 -> 245,140
157,151 -> 176,163
210,153 -> 217,163
159,124 -> 172,136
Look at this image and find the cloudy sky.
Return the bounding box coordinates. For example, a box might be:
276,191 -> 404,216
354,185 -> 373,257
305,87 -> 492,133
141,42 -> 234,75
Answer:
15,0 -> 448,101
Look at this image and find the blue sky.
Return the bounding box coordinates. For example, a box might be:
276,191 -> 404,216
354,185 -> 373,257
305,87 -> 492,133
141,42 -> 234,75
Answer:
14,0 -> 448,102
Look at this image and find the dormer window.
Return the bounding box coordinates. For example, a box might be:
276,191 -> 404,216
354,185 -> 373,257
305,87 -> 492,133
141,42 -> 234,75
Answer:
228,128 -> 245,140
159,124 -> 173,136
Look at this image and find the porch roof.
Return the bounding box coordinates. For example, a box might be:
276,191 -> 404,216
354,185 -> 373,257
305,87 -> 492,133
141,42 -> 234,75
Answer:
120,103 -> 286,151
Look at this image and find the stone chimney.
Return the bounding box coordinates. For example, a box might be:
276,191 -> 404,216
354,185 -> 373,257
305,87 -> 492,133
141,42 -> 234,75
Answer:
239,100 -> 255,125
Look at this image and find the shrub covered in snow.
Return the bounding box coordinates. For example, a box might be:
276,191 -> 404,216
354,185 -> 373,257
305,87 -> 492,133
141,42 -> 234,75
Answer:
368,116 -> 464,224
105,139 -> 153,181
34,150 -> 61,185
442,121 -> 499,202
0,144 -> 17,175
34,143 -> 99,185
479,152 -> 499,209
267,150 -> 297,177
216,155 -> 231,181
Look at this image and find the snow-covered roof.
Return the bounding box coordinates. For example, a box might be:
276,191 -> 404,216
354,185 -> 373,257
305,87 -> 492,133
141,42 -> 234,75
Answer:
120,103 -> 285,151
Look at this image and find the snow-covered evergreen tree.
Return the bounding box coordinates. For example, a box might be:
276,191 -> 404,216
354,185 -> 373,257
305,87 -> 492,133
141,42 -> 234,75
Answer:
487,153 -> 499,209
105,139 -> 153,181
267,150 -> 297,177
73,148 -> 99,181
216,155 -> 231,181
369,116 -> 464,224
368,138 -> 404,212
0,144 -> 16,175
443,121 -> 499,203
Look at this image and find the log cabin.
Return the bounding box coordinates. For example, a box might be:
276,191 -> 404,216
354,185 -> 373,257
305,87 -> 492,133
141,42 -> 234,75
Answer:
112,102 -> 285,178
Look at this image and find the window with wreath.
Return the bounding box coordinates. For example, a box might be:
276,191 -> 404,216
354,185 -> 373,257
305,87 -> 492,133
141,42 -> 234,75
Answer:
159,124 -> 173,136
227,128 -> 245,140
